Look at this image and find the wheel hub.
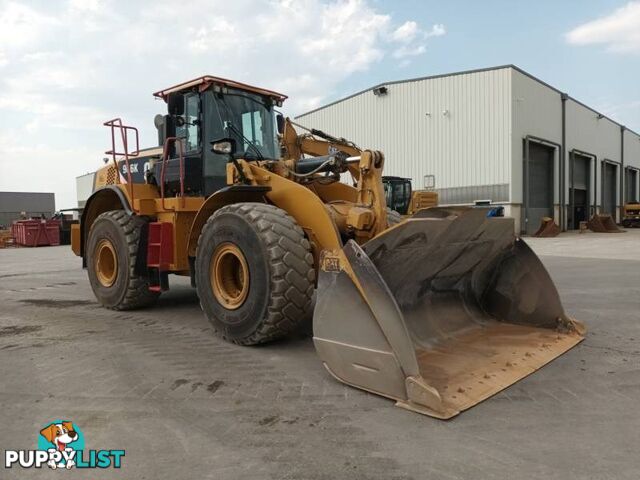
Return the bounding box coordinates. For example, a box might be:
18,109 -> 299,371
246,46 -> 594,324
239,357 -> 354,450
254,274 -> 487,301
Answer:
95,238 -> 118,287
210,243 -> 250,310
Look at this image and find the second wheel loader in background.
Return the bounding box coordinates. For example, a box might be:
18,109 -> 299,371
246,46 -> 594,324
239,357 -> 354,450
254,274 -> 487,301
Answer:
382,175 -> 439,215
622,201 -> 640,228
71,75 -> 584,419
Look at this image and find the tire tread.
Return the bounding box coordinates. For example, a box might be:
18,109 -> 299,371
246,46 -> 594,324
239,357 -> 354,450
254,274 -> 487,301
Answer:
92,210 -> 159,310
197,203 -> 314,345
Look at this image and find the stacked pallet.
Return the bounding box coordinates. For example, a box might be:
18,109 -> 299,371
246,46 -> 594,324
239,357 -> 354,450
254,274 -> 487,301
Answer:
0,229 -> 14,248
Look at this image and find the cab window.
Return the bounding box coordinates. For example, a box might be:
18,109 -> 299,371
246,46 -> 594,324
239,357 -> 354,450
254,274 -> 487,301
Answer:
241,110 -> 264,150
176,93 -> 200,152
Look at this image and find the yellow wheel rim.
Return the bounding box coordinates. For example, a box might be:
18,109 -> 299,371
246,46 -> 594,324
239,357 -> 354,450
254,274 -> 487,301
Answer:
95,238 -> 118,287
210,243 -> 250,310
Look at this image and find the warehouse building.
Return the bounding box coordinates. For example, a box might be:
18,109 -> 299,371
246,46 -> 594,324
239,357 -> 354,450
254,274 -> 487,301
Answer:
0,192 -> 55,228
295,65 -> 640,234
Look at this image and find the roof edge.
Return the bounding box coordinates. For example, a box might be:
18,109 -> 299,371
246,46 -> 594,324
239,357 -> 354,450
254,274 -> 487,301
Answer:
295,65 -> 515,118
294,64 -> 639,137
153,75 -> 287,102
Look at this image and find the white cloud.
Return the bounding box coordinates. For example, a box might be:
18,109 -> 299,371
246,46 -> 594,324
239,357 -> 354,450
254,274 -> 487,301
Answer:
0,2 -> 59,49
0,0 -> 445,208
566,1 -> 640,53
68,0 -> 106,13
426,23 -> 446,38
297,0 -> 390,73
188,19 -> 238,53
390,20 -> 444,59
392,21 -> 419,42
393,44 -> 427,59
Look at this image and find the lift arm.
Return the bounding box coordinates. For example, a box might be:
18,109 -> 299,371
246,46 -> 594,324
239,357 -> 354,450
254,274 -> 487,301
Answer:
282,118 -> 362,180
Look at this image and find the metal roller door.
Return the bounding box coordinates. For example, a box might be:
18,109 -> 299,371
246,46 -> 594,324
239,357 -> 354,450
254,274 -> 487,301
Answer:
626,168 -> 638,203
527,142 -> 554,235
570,153 -> 590,229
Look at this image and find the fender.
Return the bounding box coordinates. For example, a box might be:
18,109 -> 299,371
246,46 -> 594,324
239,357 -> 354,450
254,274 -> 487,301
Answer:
186,178 -> 345,286
79,186 -> 133,262
254,164 -> 343,253
187,185 -> 272,258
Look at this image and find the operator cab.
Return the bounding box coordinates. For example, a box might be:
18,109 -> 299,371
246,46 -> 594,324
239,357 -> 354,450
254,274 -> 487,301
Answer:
151,76 -> 287,197
382,176 -> 412,215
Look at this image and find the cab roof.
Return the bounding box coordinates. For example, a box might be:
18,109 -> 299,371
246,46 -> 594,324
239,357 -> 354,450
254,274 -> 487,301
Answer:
152,75 -> 288,104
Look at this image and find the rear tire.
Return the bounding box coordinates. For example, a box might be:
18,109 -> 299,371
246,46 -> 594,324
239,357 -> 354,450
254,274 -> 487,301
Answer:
86,210 -> 159,310
195,203 -> 315,345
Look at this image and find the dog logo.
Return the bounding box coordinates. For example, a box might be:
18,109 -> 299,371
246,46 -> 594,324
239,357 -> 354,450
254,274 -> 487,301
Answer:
39,421 -> 80,469
4,419 -> 124,470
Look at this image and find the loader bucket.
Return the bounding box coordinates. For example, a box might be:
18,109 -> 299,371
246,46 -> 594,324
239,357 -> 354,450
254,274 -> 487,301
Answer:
587,214 -> 624,233
313,207 -> 585,419
532,216 -> 560,237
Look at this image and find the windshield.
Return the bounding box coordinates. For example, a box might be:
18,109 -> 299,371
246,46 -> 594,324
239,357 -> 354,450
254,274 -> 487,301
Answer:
205,88 -> 280,160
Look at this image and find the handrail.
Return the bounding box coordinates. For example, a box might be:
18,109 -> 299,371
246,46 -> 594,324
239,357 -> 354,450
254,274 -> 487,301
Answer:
103,118 -> 140,213
160,137 -> 186,211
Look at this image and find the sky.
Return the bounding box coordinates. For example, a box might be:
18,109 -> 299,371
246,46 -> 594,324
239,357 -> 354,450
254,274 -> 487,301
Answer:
0,0 -> 638,209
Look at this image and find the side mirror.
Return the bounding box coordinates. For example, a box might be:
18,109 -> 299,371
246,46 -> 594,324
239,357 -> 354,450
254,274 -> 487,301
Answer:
167,92 -> 184,115
276,113 -> 285,135
154,114 -> 166,146
154,114 -> 175,147
211,138 -> 237,156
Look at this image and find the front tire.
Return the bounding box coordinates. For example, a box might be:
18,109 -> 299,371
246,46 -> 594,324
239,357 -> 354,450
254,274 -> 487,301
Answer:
195,203 -> 315,345
86,210 -> 159,310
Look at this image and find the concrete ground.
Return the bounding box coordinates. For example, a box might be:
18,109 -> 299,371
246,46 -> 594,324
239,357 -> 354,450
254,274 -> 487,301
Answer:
1,230 -> 639,479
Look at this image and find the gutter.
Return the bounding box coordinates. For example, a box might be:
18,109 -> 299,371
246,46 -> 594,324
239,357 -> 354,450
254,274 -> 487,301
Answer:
620,126 -> 626,220
560,93 -> 568,231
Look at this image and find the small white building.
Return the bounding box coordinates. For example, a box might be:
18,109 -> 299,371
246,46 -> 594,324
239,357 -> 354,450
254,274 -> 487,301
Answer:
76,172 -> 96,208
295,65 -> 640,234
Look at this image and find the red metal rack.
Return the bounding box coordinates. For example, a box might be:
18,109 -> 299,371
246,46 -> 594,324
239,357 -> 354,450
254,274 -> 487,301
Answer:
103,118 -> 140,212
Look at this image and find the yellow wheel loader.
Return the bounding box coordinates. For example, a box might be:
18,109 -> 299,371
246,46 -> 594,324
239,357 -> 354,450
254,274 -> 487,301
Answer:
622,201 -> 640,228
72,76 -> 585,419
382,176 -> 439,216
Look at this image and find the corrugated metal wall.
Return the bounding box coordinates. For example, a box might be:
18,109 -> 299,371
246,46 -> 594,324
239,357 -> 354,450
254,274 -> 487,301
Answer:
296,68 -> 512,204
624,130 -> 640,170
510,69 -> 562,206
565,98 -> 622,214
0,192 -> 55,227
501,69 -> 632,226
623,130 -> 640,203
